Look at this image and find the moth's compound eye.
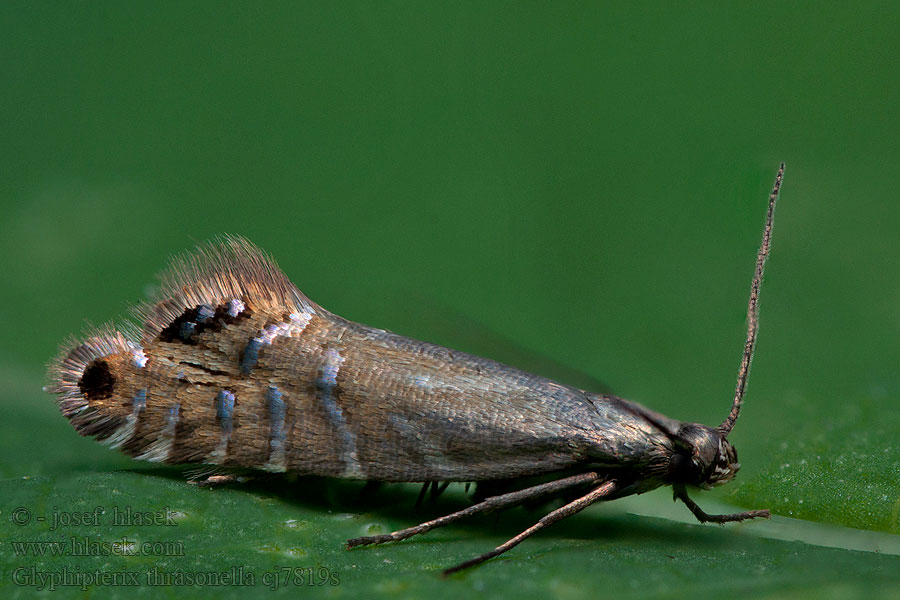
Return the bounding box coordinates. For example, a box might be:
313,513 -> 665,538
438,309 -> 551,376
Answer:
701,437 -> 740,489
78,359 -> 116,401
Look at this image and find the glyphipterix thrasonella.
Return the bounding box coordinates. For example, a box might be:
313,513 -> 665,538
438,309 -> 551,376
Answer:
47,164 -> 783,574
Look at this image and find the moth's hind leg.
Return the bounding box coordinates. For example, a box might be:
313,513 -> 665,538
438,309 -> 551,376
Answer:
673,484 -> 771,523
346,472 -> 603,555
442,479 -> 619,575
414,481 -> 452,508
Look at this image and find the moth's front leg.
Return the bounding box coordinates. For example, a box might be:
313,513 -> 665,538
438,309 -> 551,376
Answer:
673,483 -> 771,523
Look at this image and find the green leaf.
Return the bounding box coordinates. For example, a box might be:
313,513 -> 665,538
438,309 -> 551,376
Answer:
2,374 -> 899,599
4,2 -> 900,597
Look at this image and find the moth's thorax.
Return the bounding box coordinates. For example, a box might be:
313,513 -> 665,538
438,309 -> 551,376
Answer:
571,394 -> 677,484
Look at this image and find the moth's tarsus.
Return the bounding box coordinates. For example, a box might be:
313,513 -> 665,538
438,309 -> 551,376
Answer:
673,483 -> 772,524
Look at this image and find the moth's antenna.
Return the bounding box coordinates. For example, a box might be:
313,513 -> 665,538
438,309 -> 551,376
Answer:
720,163 -> 784,436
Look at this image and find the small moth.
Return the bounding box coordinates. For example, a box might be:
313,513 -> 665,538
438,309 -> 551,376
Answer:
47,165 -> 783,574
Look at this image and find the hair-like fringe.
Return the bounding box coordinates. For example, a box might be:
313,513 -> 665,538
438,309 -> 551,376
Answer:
46,236 -> 317,423
132,235 -> 318,345
45,324 -> 135,417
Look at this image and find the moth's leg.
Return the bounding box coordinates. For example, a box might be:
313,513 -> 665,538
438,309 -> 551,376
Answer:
673,484 -> 771,523
443,479 -> 619,575
413,481 -> 449,508
430,481 -> 451,502
415,482 -> 431,508
346,472 -> 602,549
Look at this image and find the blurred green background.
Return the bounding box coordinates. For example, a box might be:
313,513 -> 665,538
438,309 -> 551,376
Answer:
2,2 -> 898,598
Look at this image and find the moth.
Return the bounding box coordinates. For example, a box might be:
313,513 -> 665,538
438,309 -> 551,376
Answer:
47,164 -> 783,574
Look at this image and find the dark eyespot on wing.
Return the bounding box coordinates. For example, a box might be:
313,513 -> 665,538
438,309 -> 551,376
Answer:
159,306 -> 202,344
133,236 -> 317,345
159,302 -> 251,345
78,359 -> 116,400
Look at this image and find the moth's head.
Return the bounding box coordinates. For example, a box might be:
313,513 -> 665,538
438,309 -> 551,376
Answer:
668,423 -> 739,489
